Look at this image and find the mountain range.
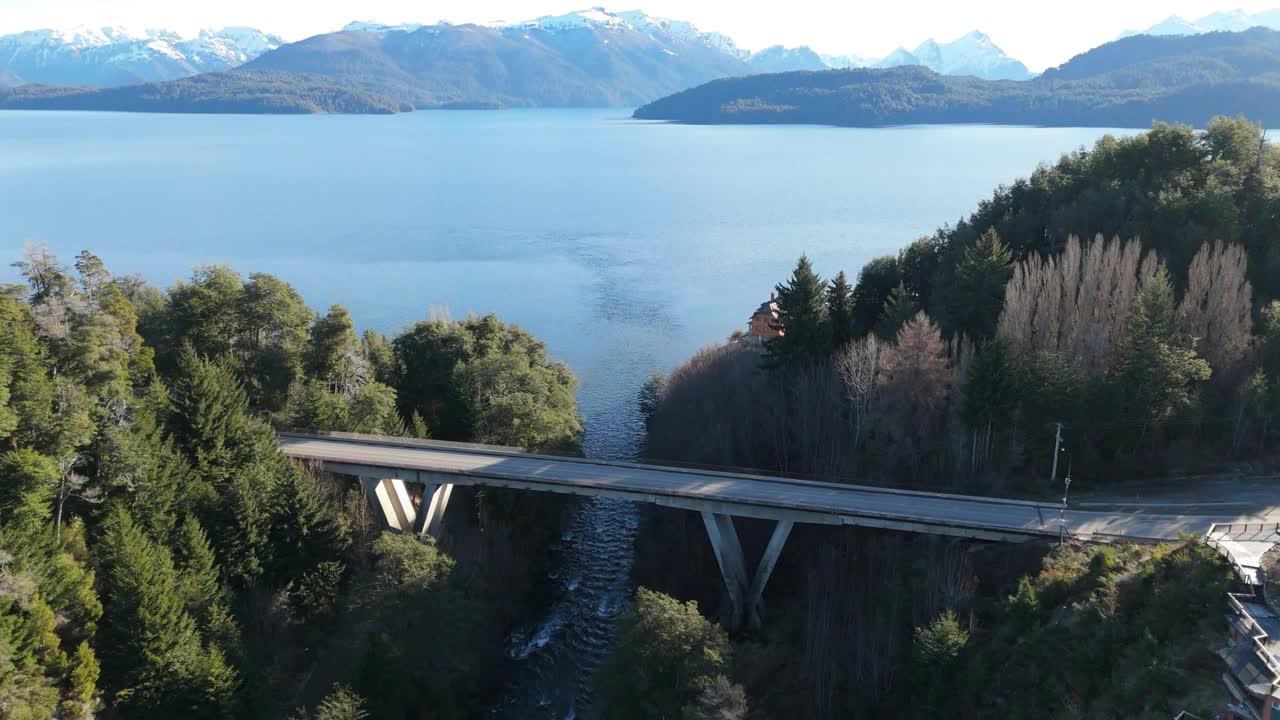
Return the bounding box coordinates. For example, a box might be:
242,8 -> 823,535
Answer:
0,26 -> 282,87
1122,8 -> 1280,37
0,7 -> 1031,96
634,28 -> 1280,128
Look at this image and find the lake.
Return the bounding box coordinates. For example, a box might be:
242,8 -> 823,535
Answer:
0,109 -> 1129,460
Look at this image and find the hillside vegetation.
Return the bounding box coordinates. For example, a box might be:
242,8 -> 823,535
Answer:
642,117 -> 1280,491
636,28 -> 1280,127
0,248 -> 581,718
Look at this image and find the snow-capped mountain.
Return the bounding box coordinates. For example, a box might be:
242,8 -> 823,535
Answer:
1123,8 -> 1280,37
872,32 -> 1033,80
747,45 -> 828,73
0,26 -> 284,87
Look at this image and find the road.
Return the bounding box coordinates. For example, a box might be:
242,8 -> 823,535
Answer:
278,432 -> 1275,543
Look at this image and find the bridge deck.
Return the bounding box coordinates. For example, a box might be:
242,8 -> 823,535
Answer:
278,432 -> 1262,542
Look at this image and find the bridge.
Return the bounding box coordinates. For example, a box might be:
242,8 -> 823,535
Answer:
279,431 -> 1275,629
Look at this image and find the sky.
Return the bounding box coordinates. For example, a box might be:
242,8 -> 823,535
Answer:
1,0 -> 1278,71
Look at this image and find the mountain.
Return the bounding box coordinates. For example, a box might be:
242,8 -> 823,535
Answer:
234,8 -> 750,108
872,32 -> 1032,80
748,45 -> 828,73
0,26 -> 284,87
633,28 -> 1280,128
1123,8 -> 1280,37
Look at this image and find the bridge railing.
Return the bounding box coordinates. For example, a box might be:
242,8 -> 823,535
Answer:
1226,591 -> 1280,679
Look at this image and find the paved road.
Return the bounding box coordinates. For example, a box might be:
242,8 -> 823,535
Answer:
278,432 -> 1274,543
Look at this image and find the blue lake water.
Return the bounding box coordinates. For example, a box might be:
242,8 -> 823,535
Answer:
0,108 -> 1129,458
1,108 -> 1132,717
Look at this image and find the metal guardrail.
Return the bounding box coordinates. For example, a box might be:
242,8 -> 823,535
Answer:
1226,591 -> 1280,680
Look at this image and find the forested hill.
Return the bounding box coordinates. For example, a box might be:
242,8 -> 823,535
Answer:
634,28 -> 1280,127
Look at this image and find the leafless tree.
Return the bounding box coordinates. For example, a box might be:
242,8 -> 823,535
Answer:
1177,240 -> 1253,374
998,234 -> 1159,377
835,336 -> 883,449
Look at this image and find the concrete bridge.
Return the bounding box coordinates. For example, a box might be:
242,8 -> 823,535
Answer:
279,431 -> 1270,629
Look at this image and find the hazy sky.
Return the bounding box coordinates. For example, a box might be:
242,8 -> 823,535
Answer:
2,0 -> 1277,70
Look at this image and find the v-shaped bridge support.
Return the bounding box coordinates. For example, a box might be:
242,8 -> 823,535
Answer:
359,476 -> 454,539
701,512 -> 793,631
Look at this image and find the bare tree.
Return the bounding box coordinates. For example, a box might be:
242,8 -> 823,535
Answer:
997,234 -> 1159,377
877,312 -> 952,479
1177,239 -> 1253,374
835,336 -> 883,449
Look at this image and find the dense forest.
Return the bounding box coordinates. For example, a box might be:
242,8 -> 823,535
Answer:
634,28 -> 1280,127
627,117 -> 1274,718
0,248 -> 581,718
0,69 -> 412,115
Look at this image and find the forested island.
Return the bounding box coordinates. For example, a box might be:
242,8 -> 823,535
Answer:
635,28 -> 1280,127
2,117 -> 1276,720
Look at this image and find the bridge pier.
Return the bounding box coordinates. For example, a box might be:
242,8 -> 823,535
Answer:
360,475 -> 453,538
701,512 -> 793,631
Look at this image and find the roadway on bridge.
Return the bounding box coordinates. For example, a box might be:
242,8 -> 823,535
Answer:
278,433 -> 1274,543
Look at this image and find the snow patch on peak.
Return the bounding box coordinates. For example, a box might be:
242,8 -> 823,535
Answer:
519,7 -> 629,32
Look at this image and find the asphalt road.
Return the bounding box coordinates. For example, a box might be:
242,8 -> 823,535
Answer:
278,432 -> 1274,543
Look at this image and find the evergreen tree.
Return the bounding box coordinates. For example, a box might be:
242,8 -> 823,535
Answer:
61,640 -> 100,720
595,588 -> 732,720
168,347 -> 250,487
949,228 -> 1014,339
306,305 -> 366,395
1111,268 -> 1212,435
98,507 -> 237,718
826,271 -> 855,351
874,284 -> 917,341
313,685 -> 369,720
173,515 -> 222,624
348,382 -> 405,436
765,255 -> 829,368
0,292 -> 55,452
361,330 -> 397,387
851,255 -> 902,336
268,465 -> 348,585
0,448 -> 57,529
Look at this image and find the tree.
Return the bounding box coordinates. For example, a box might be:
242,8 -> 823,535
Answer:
682,675 -> 747,720
638,371 -> 667,429
877,313 -> 952,478
161,266 -> 245,373
826,271 -> 855,351
596,588 -> 732,720
314,685 -> 369,720
765,255 -> 829,368
873,284 -> 916,341
168,346 -> 250,486
98,507 -> 237,718
947,228 -> 1014,339
305,305 -> 367,396
0,448 -> 57,529
835,335 -> 883,449
851,255 -> 902,336
238,273 -> 312,411
1177,240 -> 1253,374
898,235 -> 942,308
173,515 -> 222,624
455,353 -> 582,451
960,340 -> 1018,471
360,330 -> 396,387
1112,267 -> 1212,436
348,382 -> 405,436
61,640 -> 100,720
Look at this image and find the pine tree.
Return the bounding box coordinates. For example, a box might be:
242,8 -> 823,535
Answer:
826,271 -> 855,351
874,284 -> 917,341
168,347 -> 250,486
950,228 -> 1014,339
1112,267 -> 1212,434
851,255 -> 902,336
0,448 -> 58,529
173,515 -> 222,624
0,292 -> 55,452
98,507 -> 237,718
61,640 -> 100,720
314,685 -> 369,720
765,255 -> 829,368
268,465 -> 348,585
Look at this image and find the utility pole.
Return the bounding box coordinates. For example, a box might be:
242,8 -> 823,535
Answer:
1059,454 -> 1073,548
1049,422 -> 1063,487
